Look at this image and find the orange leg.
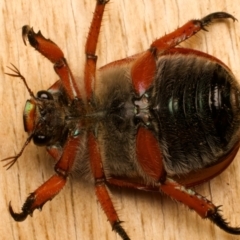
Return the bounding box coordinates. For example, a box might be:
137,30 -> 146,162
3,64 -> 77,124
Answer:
159,179 -> 240,234
108,177 -> 240,235
22,26 -> 80,100
84,0 -> 109,99
9,174 -> 66,221
88,132 -> 130,240
150,12 -> 236,54
9,135 -> 82,221
131,12 -> 236,95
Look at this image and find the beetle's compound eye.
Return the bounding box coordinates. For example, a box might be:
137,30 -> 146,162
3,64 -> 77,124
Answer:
33,134 -> 51,146
37,90 -> 53,100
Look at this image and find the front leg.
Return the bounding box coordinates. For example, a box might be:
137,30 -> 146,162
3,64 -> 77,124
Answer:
22,26 -> 80,100
9,174 -> 66,221
9,135 -> 81,221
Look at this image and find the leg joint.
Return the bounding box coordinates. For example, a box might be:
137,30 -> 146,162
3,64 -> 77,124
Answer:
54,166 -> 68,178
95,177 -> 105,186
54,58 -> 67,68
86,53 -> 98,61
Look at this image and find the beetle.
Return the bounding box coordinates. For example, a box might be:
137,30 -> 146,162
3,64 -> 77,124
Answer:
2,0 -> 240,239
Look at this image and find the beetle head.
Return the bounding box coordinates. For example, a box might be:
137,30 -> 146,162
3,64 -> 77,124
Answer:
24,90 -> 66,146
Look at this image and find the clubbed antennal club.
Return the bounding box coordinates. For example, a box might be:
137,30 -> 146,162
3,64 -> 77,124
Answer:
1,135 -> 33,169
5,64 -> 35,98
2,65 -> 35,169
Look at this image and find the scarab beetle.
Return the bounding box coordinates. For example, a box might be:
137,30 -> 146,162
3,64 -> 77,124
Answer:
2,1 -> 240,239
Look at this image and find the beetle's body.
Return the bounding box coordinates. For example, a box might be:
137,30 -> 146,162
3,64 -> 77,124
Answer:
68,51 -> 240,182
3,1 -> 240,239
